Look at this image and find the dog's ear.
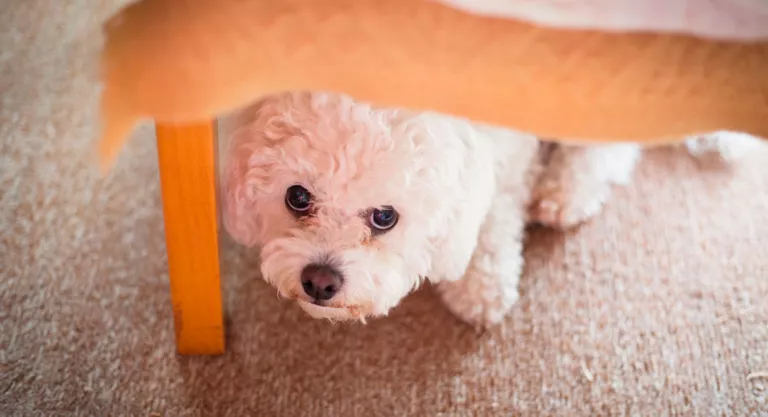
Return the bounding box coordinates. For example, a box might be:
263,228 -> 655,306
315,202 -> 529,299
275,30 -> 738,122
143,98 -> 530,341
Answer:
385,116 -> 499,284
220,127 -> 266,247
425,190 -> 494,284
219,95 -> 284,247
421,149 -> 499,284
420,125 -> 538,284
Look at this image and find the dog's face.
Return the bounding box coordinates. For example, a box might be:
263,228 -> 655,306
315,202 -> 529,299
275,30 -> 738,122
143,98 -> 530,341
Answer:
222,92 -> 486,321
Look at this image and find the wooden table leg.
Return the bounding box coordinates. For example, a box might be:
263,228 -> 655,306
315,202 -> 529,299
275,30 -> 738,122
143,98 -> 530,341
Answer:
156,121 -> 225,355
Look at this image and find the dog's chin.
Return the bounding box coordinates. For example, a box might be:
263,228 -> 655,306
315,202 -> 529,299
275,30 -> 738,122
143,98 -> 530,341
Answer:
296,300 -> 367,322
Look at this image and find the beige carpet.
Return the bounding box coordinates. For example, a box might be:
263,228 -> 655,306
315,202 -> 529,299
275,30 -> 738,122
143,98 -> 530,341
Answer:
2,1 -> 768,415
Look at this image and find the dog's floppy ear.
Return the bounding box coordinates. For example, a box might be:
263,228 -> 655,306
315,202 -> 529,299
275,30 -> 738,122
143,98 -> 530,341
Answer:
420,143 -> 498,283
420,124 -> 537,284
219,95 -> 283,247
220,127 -> 265,247
425,185 -> 495,283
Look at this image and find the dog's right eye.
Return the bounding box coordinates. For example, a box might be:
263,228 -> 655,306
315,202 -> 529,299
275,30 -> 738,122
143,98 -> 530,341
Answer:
285,185 -> 313,214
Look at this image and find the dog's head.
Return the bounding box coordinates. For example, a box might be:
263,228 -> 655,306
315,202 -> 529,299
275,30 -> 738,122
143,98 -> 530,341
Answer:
222,92 -> 493,321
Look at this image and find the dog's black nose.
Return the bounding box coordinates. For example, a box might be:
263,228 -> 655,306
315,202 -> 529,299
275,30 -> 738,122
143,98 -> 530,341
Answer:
301,263 -> 343,301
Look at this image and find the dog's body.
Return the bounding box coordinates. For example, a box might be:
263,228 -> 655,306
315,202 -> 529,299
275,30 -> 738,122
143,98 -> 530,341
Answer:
221,91 -> 759,328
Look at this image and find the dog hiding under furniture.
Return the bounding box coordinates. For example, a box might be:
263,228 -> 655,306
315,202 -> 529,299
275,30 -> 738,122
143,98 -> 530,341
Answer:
97,0 -> 767,354
218,91 -> 761,329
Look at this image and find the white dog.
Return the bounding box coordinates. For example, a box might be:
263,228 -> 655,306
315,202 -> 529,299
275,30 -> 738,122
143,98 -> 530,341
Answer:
220,91 -> 761,328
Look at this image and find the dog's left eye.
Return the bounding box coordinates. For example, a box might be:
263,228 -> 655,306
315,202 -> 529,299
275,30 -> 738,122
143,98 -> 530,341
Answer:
368,206 -> 398,232
285,185 -> 313,214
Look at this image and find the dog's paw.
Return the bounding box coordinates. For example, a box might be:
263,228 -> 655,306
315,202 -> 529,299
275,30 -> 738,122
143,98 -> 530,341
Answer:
528,144 -> 640,230
436,272 -> 519,330
528,175 -> 611,230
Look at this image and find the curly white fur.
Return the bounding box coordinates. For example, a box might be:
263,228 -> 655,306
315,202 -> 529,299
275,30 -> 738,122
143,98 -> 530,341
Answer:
220,91 -> 763,328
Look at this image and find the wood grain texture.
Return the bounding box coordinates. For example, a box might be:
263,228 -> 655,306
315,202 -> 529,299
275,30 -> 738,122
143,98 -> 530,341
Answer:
97,0 -> 768,171
156,122 -> 225,355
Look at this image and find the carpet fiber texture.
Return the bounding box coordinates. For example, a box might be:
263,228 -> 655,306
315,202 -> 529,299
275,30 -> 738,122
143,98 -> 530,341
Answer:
1,1 -> 767,415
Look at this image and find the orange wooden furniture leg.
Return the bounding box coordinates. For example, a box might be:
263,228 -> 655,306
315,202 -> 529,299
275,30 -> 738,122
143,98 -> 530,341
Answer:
156,120 -> 225,355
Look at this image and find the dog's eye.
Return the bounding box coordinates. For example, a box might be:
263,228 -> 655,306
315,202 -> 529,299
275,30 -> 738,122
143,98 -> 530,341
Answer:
368,206 -> 398,232
285,185 -> 313,214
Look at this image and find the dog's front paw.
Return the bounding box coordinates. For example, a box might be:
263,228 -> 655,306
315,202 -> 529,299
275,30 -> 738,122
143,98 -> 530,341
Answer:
436,271 -> 519,330
528,175 -> 610,230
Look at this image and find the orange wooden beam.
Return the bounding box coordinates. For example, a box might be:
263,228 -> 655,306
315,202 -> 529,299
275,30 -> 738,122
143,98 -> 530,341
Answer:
97,0 -> 768,172
156,121 -> 225,355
